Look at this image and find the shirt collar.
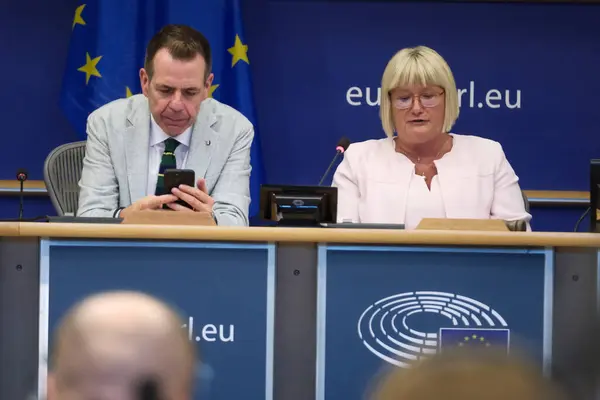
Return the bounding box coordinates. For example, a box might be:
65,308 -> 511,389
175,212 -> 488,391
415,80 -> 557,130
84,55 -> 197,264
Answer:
150,114 -> 192,148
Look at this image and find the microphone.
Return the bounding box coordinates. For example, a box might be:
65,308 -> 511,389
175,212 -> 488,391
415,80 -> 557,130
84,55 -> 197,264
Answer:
318,137 -> 351,186
136,377 -> 161,400
16,168 -> 28,220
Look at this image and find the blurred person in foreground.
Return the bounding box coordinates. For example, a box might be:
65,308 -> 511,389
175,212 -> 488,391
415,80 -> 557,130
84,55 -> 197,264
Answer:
332,46 -> 531,230
368,348 -> 568,400
46,291 -> 195,400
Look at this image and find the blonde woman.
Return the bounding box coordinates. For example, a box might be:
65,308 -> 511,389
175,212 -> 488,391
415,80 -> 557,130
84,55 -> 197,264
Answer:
332,46 -> 531,229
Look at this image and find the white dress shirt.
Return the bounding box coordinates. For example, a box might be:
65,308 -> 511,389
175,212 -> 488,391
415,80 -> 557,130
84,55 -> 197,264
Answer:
146,115 -> 193,196
332,133 -> 532,230
404,172 -> 446,230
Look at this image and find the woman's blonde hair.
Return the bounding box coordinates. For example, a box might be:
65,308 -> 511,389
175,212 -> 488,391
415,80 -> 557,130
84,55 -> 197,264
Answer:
380,46 -> 459,137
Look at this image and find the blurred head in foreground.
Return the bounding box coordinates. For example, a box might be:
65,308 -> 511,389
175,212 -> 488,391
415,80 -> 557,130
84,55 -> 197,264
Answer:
47,291 -> 195,400
368,348 -> 568,400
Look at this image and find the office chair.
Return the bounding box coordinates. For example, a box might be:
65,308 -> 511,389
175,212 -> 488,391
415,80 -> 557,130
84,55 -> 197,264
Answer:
43,141 -> 86,216
522,190 -> 530,213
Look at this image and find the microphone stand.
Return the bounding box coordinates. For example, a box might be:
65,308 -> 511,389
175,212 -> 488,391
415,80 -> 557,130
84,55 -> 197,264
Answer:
19,179 -> 24,220
318,151 -> 342,186
16,168 -> 28,220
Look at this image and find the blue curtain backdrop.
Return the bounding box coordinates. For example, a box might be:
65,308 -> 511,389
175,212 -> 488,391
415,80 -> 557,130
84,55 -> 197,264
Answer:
60,0 -> 264,217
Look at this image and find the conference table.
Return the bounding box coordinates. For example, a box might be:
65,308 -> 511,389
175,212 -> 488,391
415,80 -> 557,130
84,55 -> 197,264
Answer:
1,222 -> 599,400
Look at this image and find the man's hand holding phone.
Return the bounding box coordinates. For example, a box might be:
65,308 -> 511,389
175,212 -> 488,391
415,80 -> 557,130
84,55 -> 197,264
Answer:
168,178 -> 215,213
119,194 -> 179,219
163,169 -> 215,213
119,169 -> 214,219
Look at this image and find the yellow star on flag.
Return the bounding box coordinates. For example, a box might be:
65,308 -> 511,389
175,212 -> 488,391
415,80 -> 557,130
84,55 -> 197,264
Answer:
78,52 -> 102,85
72,4 -> 86,29
227,35 -> 249,67
126,86 -> 133,98
209,84 -> 219,98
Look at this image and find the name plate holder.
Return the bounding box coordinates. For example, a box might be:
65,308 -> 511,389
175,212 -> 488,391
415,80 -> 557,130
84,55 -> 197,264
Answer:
122,209 -> 216,226
416,218 -> 510,231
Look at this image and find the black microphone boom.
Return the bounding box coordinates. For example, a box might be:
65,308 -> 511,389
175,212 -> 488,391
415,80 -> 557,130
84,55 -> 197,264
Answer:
16,168 -> 28,220
318,137 -> 351,186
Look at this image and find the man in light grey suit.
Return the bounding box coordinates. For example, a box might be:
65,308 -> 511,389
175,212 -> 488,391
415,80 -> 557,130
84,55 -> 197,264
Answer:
77,24 -> 253,226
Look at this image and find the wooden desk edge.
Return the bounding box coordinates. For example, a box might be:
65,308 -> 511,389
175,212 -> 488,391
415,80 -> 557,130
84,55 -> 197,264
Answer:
524,190 -> 589,200
0,222 -> 23,236
13,222 -> 600,248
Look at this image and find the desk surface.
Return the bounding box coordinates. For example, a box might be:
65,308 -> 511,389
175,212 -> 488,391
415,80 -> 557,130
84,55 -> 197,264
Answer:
1,222 -> 596,247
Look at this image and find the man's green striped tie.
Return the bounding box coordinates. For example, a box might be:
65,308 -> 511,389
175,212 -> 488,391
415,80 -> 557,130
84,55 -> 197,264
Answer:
155,138 -> 180,196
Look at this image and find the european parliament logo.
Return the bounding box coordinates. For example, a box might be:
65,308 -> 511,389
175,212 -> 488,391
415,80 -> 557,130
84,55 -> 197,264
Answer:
357,291 -> 510,368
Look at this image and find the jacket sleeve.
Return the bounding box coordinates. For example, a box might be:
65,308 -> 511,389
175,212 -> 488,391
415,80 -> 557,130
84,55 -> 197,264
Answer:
76,112 -> 119,218
490,142 -> 532,231
332,146 -> 361,223
210,122 -> 253,226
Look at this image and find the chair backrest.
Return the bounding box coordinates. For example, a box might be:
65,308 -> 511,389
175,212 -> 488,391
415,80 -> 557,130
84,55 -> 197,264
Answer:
522,190 -> 530,213
43,141 -> 86,216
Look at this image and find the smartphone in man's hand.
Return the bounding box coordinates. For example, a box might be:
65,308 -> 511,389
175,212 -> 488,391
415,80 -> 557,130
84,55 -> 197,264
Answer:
164,169 -> 195,209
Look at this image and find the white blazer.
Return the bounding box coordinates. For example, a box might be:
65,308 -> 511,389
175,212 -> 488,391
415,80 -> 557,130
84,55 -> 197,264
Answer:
331,133 -> 532,229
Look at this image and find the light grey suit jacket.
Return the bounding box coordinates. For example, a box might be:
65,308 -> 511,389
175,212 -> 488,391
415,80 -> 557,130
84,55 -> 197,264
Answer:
77,94 -> 253,226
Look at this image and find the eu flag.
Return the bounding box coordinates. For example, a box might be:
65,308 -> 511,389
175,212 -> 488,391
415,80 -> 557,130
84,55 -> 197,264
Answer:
439,328 -> 510,353
60,0 -> 265,217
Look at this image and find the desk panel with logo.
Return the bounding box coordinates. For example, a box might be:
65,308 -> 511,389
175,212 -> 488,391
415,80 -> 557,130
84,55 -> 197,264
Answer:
316,245 -> 552,400
37,239 -> 275,400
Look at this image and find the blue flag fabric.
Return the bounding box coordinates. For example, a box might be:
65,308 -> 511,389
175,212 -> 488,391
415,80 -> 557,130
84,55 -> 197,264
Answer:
60,0 -> 265,217
439,328 -> 510,353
